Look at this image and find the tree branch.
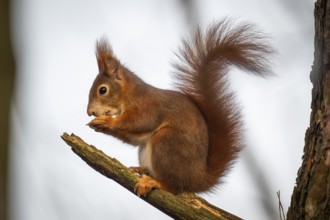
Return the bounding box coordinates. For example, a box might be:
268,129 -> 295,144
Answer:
61,132 -> 242,220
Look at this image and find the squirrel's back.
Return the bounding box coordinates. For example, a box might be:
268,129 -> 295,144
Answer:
172,18 -> 273,188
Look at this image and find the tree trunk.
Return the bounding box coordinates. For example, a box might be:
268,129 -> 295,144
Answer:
0,0 -> 15,219
287,0 -> 330,219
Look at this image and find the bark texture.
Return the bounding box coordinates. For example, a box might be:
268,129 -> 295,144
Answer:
61,133 -> 242,220
287,0 -> 330,219
0,0 -> 15,219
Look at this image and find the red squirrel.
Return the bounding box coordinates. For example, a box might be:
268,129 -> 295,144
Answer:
87,19 -> 273,197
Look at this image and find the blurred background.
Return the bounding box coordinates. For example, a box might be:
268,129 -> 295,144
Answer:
1,0 -> 314,219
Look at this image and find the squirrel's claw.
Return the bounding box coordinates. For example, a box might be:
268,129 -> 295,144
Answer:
134,174 -> 161,197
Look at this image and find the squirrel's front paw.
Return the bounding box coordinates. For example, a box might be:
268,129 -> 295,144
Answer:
87,115 -> 110,132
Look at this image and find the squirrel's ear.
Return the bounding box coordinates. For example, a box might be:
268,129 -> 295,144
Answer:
103,57 -> 122,79
95,37 -> 123,80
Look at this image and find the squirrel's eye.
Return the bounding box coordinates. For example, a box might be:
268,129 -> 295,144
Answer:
99,86 -> 107,95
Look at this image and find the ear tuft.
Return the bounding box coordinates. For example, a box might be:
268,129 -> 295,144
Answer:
95,37 -> 120,75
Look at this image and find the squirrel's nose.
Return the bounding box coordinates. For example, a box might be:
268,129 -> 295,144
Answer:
87,110 -> 92,116
87,107 -> 95,116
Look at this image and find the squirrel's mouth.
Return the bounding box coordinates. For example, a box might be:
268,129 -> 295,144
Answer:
105,111 -> 120,118
107,107 -> 121,118
102,108 -> 121,118
87,103 -> 121,118
87,111 -> 120,118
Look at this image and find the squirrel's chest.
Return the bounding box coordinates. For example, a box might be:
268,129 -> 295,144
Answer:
138,143 -> 154,174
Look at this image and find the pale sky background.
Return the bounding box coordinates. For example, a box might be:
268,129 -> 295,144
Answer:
9,0 -> 314,219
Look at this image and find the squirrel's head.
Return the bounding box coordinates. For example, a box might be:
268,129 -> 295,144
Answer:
87,38 -> 126,118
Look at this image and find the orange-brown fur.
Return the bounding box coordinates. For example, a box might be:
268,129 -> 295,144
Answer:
87,19 -> 273,196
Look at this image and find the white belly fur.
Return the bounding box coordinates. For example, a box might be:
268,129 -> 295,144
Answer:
139,142 -> 154,174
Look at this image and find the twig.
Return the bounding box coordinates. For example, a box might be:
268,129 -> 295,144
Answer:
61,132 -> 242,220
277,191 -> 286,220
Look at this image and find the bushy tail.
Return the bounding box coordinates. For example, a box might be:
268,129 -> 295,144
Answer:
173,18 -> 274,188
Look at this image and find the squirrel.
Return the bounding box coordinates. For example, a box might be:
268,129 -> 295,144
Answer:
87,18 -> 273,197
